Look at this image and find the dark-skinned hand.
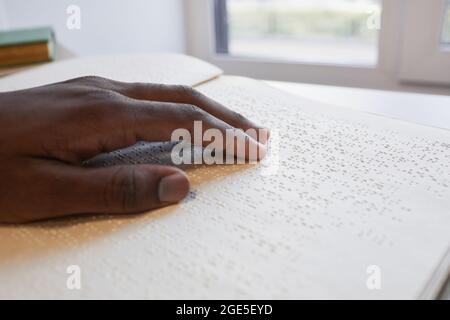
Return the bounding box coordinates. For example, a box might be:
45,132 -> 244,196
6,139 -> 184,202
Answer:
0,76 -> 268,223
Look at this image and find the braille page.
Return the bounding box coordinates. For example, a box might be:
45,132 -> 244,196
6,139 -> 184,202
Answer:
0,53 -> 223,92
84,76 -> 450,299
0,75 -> 449,299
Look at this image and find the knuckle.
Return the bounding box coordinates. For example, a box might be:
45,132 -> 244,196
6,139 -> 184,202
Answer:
85,88 -> 117,102
232,111 -> 247,123
80,90 -> 123,113
105,167 -> 140,212
74,75 -> 107,85
179,103 -> 207,120
62,75 -> 100,87
174,84 -> 197,97
126,82 -> 147,95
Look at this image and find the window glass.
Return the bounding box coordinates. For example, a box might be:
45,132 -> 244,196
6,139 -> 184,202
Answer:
225,0 -> 382,66
442,1 -> 450,45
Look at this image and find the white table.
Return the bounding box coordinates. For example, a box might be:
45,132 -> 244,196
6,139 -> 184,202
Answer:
267,80 -> 450,300
267,81 -> 450,131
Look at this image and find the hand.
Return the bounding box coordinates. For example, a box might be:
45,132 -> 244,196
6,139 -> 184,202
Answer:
0,76 -> 268,223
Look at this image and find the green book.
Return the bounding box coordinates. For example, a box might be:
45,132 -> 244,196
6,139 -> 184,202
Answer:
0,26 -> 56,67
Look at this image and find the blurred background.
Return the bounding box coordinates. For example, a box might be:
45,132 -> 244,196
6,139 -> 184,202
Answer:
226,0 -> 382,65
0,0 -> 185,55
0,0 -> 449,94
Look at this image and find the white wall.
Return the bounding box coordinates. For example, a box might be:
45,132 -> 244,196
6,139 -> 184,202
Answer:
1,0 -> 186,55
0,0 -> 8,29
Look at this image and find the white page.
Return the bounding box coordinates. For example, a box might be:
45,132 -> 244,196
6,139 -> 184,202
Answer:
84,76 -> 450,299
0,53 -> 223,91
0,69 -> 449,298
195,77 -> 450,299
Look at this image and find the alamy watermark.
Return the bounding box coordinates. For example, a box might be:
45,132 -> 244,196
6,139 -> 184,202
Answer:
169,121 -> 278,175
66,5 -> 81,30
366,265 -> 381,290
66,265 -> 82,290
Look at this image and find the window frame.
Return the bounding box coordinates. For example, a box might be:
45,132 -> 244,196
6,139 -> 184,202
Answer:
185,0 -> 450,93
214,0 -> 228,54
213,0 -> 382,67
398,0 -> 450,85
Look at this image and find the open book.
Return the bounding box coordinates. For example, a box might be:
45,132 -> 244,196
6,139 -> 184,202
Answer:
0,54 -> 448,299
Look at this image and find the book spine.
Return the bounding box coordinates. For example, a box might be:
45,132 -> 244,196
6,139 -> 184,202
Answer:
0,42 -> 52,67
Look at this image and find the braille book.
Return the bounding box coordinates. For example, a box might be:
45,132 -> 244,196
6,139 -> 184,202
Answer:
0,54 -> 448,299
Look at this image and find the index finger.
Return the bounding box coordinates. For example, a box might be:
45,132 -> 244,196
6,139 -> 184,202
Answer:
75,77 -> 269,144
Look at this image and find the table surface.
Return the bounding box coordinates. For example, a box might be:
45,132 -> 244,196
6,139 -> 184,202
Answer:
267,81 -> 450,131
267,80 -> 450,300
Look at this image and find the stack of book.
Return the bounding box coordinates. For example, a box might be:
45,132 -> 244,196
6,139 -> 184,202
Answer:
0,26 -> 56,68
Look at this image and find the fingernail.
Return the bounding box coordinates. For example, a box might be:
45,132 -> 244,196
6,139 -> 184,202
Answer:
245,132 -> 267,161
246,128 -> 270,145
227,130 -> 267,162
257,142 -> 267,160
158,172 -> 189,203
251,140 -> 267,161
258,128 -> 271,145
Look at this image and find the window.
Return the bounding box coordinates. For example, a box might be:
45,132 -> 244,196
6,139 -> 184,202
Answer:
218,0 -> 382,66
442,1 -> 450,45
398,0 -> 450,85
186,0 -> 450,90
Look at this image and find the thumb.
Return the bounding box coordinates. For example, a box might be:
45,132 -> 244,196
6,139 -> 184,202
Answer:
74,164 -> 190,215
17,163 -> 190,222
89,164 -> 190,214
